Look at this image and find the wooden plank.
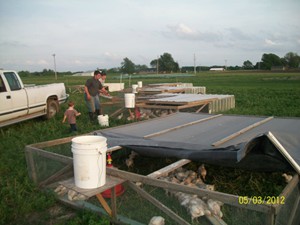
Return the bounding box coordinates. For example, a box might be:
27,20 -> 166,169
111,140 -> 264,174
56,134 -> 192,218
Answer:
287,193 -> 300,225
273,174 -> 299,214
195,103 -> 208,113
106,167 -> 274,214
25,146 -> 73,164
96,193 -> 112,216
110,107 -> 126,118
212,117 -> 274,147
30,136 -> 75,148
38,163 -> 73,187
110,186 -> 117,221
267,131 -> 300,175
144,114 -> 222,139
147,159 -> 191,178
127,181 -> 191,225
59,177 -> 125,198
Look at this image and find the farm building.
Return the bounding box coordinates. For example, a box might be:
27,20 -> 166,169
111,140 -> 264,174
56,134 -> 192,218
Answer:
209,68 -> 225,71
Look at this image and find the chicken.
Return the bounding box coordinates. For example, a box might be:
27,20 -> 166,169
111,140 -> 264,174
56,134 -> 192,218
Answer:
282,173 -> 293,183
207,199 -> 222,218
148,216 -> 165,225
188,197 -> 211,216
125,158 -> 134,169
188,204 -> 205,222
68,190 -> 78,201
129,151 -> 138,159
54,185 -> 67,196
72,193 -> 87,201
117,113 -> 123,120
198,164 -> 207,181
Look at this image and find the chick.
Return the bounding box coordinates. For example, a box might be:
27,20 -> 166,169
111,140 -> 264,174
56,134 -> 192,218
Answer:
188,204 -> 205,222
125,158 -> 134,169
198,164 -> 207,181
117,113 -> 123,120
129,151 -> 138,159
148,216 -> 165,225
72,193 -> 87,201
207,199 -> 222,218
188,197 -> 211,216
282,173 -> 293,183
68,190 -> 78,201
54,185 -> 67,196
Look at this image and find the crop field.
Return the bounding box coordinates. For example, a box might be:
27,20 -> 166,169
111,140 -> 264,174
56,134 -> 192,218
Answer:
0,71 -> 300,225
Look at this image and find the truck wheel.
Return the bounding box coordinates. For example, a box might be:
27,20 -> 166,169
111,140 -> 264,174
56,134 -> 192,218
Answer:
46,99 -> 59,119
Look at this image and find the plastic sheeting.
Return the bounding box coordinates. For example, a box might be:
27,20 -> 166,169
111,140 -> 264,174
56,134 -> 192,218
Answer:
96,112 -> 300,173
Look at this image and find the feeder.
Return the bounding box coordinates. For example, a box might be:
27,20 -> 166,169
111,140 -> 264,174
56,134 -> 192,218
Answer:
101,153 -> 125,198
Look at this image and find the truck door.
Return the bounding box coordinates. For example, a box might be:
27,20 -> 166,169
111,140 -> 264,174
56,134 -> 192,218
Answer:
0,72 -> 28,122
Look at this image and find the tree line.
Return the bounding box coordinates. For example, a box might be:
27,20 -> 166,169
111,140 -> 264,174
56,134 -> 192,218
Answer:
118,51 -> 300,74
18,51 -> 300,76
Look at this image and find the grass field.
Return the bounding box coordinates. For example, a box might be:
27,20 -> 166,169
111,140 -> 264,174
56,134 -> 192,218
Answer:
0,71 -> 299,225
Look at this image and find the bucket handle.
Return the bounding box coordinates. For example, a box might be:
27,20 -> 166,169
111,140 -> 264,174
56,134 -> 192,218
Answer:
96,147 -> 104,154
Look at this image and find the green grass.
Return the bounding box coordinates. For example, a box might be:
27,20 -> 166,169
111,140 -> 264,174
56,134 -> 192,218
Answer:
1,71 -> 299,224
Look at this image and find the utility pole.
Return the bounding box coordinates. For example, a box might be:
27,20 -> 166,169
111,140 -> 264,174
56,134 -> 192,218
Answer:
225,59 -> 227,70
194,53 -> 196,74
156,56 -> 159,74
52,54 -> 57,80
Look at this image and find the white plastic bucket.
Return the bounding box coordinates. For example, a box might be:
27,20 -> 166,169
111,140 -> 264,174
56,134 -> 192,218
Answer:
137,81 -> 143,88
71,135 -> 107,189
132,84 -> 138,93
98,115 -> 109,127
124,93 -> 135,108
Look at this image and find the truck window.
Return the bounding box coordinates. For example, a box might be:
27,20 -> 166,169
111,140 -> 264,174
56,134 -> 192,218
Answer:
0,76 -> 7,92
4,72 -> 22,91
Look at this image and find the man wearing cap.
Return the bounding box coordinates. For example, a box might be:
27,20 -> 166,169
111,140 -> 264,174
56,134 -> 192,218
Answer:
84,70 -> 109,121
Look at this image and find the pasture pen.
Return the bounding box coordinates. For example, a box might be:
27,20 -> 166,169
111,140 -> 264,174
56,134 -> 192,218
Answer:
25,130 -> 300,225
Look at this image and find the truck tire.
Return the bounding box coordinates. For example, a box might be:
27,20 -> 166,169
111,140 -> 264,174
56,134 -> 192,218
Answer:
46,99 -> 59,119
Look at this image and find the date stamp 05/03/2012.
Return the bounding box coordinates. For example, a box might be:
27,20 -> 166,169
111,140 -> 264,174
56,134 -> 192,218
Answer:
238,196 -> 285,205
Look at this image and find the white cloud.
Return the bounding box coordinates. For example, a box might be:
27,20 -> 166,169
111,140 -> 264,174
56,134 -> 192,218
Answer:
264,39 -> 277,46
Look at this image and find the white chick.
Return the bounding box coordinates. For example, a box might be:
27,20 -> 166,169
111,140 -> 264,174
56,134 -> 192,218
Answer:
282,173 -> 292,183
72,193 -> 87,201
54,185 -> 67,196
148,216 -> 165,225
117,113 -> 123,120
198,164 -> 207,181
207,199 -> 222,218
188,204 -> 205,222
68,190 -> 77,201
188,197 -> 211,216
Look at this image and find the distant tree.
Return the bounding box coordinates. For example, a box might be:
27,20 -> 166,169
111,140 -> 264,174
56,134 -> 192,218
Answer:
260,53 -> 282,70
243,60 -> 254,70
284,52 -> 300,68
18,70 -> 31,77
120,57 -> 135,74
135,64 -> 148,73
150,53 -> 179,73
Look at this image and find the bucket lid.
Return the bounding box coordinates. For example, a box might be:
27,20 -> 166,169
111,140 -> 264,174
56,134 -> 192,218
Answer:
72,135 -> 107,148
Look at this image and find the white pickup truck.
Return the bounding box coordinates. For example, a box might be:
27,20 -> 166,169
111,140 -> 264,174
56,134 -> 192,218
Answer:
0,70 -> 68,127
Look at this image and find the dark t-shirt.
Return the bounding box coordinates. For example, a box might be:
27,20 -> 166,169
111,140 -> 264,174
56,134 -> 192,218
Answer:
85,78 -> 103,96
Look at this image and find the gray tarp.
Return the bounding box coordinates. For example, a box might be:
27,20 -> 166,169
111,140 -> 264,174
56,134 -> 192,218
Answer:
96,113 -> 300,173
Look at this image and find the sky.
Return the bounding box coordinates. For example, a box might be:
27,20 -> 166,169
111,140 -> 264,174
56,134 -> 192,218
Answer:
0,0 -> 299,72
